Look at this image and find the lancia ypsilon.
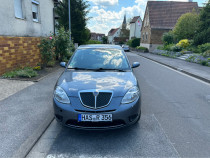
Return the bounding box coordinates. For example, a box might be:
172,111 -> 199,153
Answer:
53,44 -> 141,129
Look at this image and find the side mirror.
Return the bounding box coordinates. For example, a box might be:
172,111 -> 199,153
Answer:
132,62 -> 140,68
60,62 -> 66,68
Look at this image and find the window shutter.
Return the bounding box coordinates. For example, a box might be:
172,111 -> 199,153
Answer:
14,0 -> 23,18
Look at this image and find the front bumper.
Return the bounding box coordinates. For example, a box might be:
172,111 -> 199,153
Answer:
53,96 -> 141,130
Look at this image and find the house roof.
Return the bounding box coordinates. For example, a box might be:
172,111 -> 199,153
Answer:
108,28 -> 119,36
130,16 -> 140,23
147,1 -> 199,29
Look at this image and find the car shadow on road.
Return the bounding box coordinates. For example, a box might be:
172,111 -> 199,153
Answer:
46,115 -> 179,157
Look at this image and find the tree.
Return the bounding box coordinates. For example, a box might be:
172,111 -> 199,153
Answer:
131,38 -> 140,48
55,0 -> 90,45
102,36 -> 108,44
173,11 -> 199,41
194,0 -> 210,45
162,31 -> 174,45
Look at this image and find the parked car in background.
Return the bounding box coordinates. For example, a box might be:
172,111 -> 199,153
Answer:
122,45 -> 130,52
53,44 -> 141,129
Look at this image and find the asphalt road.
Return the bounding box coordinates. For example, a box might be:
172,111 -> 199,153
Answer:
27,52 -> 210,157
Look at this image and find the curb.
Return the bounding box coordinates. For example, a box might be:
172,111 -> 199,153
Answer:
135,52 -> 210,84
0,68 -> 64,83
12,113 -> 54,158
33,67 -> 64,82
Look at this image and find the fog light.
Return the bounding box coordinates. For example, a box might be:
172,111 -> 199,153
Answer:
129,114 -> 138,122
55,114 -> 63,122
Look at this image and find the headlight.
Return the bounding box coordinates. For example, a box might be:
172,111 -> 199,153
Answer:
121,86 -> 140,104
54,86 -> 70,104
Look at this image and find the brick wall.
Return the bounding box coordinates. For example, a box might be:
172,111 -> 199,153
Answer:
151,29 -> 171,44
0,36 -> 41,75
141,25 -> 151,44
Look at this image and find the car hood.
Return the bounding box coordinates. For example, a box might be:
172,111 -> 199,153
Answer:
57,70 -> 137,97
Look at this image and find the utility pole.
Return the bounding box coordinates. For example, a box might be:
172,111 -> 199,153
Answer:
68,0 -> 71,41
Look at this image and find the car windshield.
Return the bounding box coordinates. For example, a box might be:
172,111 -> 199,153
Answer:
67,48 -> 130,70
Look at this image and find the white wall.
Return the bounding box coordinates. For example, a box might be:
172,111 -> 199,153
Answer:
140,43 -> 162,52
129,17 -> 142,40
108,29 -> 120,44
0,0 -> 54,37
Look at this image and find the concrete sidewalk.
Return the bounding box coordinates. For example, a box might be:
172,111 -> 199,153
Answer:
0,79 -> 34,101
0,69 -> 63,158
133,51 -> 210,84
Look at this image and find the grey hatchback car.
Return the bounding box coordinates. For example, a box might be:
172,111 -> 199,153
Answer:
53,44 -> 141,129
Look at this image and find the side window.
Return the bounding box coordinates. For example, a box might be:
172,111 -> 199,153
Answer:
32,0 -> 39,22
14,0 -> 23,19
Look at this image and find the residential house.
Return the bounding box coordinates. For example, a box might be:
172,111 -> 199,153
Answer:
0,0 -> 57,75
129,16 -> 142,40
140,1 -> 198,51
108,15 -> 129,44
108,28 -> 120,44
90,33 -> 105,42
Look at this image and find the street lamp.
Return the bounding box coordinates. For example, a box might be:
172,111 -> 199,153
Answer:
68,0 -> 71,41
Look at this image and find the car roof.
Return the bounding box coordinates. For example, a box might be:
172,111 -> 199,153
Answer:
78,44 -> 123,50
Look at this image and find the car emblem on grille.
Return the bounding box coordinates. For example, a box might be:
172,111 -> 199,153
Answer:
93,90 -> 99,97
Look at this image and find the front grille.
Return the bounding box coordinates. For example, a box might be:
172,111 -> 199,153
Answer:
80,92 -> 95,108
79,91 -> 112,109
96,92 -> 112,108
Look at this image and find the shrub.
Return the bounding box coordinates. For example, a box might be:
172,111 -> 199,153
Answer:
157,45 -> 164,50
171,45 -> 182,52
2,67 -> 37,78
16,68 -> 38,78
131,38 -> 140,48
198,43 -> 210,53
54,27 -> 74,62
126,40 -> 132,47
38,35 -> 55,67
200,60 -> 208,66
136,46 -> 149,52
173,11 -> 199,41
47,60 -> 56,67
33,66 -> 41,70
202,49 -> 210,57
176,39 -> 190,49
162,31 -> 174,45
86,40 -> 102,44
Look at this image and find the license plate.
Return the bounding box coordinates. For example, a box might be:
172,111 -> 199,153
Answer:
78,114 -> 112,122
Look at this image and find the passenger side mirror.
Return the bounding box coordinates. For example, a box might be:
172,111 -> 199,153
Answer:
60,62 -> 66,68
132,62 -> 140,68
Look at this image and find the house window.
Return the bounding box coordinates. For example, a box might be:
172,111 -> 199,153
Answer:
146,32 -> 148,40
14,0 -> 23,19
32,0 -> 39,22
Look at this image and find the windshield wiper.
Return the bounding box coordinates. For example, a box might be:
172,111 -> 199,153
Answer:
67,67 -> 93,70
94,68 -> 126,72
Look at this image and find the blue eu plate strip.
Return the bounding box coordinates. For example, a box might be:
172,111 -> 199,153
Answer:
78,114 -> 81,121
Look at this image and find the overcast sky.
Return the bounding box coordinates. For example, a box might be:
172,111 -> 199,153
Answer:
86,0 -> 206,35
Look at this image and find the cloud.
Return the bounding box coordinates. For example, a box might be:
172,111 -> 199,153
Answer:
88,0 -> 118,6
87,0 -> 146,35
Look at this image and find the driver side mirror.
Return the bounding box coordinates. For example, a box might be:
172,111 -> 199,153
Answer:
132,62 -> 140,68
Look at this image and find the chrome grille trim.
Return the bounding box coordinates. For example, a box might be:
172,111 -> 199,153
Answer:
78,90 -> 113,109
